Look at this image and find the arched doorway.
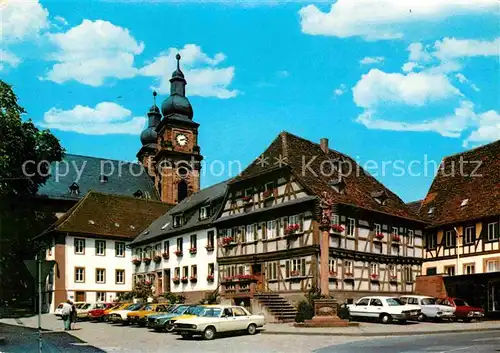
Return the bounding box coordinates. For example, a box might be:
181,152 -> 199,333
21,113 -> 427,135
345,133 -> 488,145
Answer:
177,179 -> 188,202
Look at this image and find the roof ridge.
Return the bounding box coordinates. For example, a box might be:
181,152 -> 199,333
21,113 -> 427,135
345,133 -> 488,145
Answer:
85,189 -> 173,205
64,153 -> 141,166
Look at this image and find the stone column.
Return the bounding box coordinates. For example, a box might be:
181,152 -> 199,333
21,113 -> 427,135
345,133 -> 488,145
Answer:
319,224 -> 330,297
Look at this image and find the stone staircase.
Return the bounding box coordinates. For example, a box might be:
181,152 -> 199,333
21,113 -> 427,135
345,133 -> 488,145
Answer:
254,293 -> 297,323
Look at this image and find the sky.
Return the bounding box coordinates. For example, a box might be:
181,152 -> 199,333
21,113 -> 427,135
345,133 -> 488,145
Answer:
1,0 -> 499,202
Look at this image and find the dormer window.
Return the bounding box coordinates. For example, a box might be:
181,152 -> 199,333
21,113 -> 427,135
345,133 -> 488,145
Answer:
69,182 -> 80,195
329,177 -> 346,194
173,214 -> 182,227
428,207 -> 435,215
461,199 -> 469,207
200,206 -> 209,220
371,190 -> 389,205
133,190 -> 144,198
99,175 -> 108,183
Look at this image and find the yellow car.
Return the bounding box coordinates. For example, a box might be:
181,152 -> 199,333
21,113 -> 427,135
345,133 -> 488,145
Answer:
102,303 -> 130,322
127,303 -> 170,326
153,305 -> 207,332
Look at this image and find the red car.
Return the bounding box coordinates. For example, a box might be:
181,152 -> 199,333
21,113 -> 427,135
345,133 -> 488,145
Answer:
87,303 -> 115,321
438,297 -> 484,322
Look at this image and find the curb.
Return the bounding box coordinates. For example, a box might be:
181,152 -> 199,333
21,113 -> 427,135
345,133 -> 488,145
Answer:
261,327 -> 500,337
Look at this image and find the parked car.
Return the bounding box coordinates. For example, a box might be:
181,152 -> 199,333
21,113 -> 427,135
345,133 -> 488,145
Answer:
87,303 -> 116,321
399,295 -> 455,321
347,296 -> 421,324
77,303 -> 114,320
54,301 -> 85,318
107,303 -> 144,324
438,297 -> 484,322
149,305 -> 203,332
127,303 -> 169,326
101,303 -> 130,322
174,305 -> 265,340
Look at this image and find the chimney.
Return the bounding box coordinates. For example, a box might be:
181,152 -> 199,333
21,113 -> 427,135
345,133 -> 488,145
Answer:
320,138 -> 329,154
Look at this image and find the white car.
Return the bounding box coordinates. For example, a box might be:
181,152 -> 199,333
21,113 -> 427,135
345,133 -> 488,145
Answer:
173,305 -> 265,340
347,296 -> 421,324
54,301 -> 85,318
400,295 -> 455,321
107,303 -> 143,324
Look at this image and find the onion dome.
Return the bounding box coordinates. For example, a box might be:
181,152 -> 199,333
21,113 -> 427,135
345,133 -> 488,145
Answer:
140,91 -> 161,145
161,53 -> 194,119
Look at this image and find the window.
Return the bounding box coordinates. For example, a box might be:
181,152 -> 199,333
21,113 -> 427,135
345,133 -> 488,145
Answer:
200,206 -> 209,220
136,248 -> 142,259
207,231 -> 215,248
464,264 -> 475,275
75,267 -> 85,283
208,263 -> 215,276
370,263 -> 379,276
96,292 -> 106,302
369,299 -> 383,307
344,260 -> 354,275
267,220 -> 277,239
445,230 -> 456,248
220,228 -> 232,239
356,298 -> 370,306
328,259 -> 337,274
246,225 -> 255,242
264,182 -> 274,191
407,230 -> 414,246
233,307 -> 247,316
115,242 -> 125,257
115,269 -> 125,284
155,243 -> 161,255
74,238 -> 85,254
331,214 -> 340,226
182,266 -> 189,278
426,267 -> 437,275
392,227 -> 398,238
240,226 -> 246,243
267,262 -> 278,280
444,265 -> 455,276
163,240 -> 170,254
486,260 -> 499,273
173,214 -> 182,227
347,218 -> 355,237
375,223 -> 382,234
464,226 -> 475,244
488,222 -> 499,241
177,237 -> 183,252
427,234 -> 437,250
174,267 -> 180,278
96,268 -> 105,283
290,258 -> 305,277
244,188 -> 253,197
403,266 -> 414,282
288,215 -> 302,232
388,264 -> 397,277
191,265 -> 197,278
190,234 -> 197,250
95,240 -> 106,256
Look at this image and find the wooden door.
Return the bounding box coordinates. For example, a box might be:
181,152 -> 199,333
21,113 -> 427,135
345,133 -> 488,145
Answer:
157,271 -> 163,296
252,264 -> 264,291
164,269 -> 171,293
75,291 -> 85,302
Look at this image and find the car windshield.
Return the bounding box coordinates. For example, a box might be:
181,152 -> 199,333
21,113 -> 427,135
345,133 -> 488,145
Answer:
200,308 -> 222,317
454,299 -> 468,306
172,306 -> 188,315
74,303 -> 85,309
185,306 -> 205,315
142,305 -> 153,311
80,304 -> 91,310
127,303 -> 143,311
421,298 -> 437,305
386,298 -> 402,306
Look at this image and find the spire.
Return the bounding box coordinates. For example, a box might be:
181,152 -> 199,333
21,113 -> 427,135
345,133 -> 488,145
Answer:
161,53 -> 194,119
170,53 -> 186,96
140,91 -> 161,146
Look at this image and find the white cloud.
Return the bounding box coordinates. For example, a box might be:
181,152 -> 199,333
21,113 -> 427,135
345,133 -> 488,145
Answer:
43,20 -> 144,86
334,84 -> 347,96
360,56 -> 384,65
299,0 -> 496,40
464,110 -> 500,147
433,37 -> 500,60
401,61 -> 420,72
42,102 -> 146,135
0,50 -> 21,71
352,69 -> 461,108
54,16 -> 68,26
407,43 -> 432,62
0,0 -> 49,43
140,44 -> 238,99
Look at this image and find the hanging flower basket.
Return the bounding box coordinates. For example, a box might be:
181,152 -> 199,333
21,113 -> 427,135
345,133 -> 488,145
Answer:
374,233 -> 384,241
393,234 -> 401,242
175,250 -> 183,257
132,259 -> 141,266
172,277 -> 180,285
205,245 -> 214,252
221,236 -> 234,248
189,276 -> 197,283
207,275 -> 215,282
344,272 -> 354,281
142,257 -> 151,265
162,252 -> 169,260
284,224 -> 300,236
331,224 -> 345,233
389,275 -> 398,282
370,273 -> 379,281
189,247 -> 197,255
153,255 -> 162,263
181,276 -> 189,284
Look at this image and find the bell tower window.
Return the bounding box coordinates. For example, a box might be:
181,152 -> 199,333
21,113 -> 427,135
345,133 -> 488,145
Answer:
178,180 -> 188,202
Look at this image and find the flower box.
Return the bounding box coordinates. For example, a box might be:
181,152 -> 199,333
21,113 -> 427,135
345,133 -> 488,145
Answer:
284,224 -> 300,236
153,255 -> 162,263
389,276 -> 398,282
161,252 -> 169,260
370,273 -> 379,281
290,270 -> 300,277
189,247 -> 197,255
172,277 -> 180,285
329,271 -> 337,277
142,257 -> 151,265
242,195 -> 252,203
205,245 -> 214,252
393,235 -> 401,242
221,236 -> 234,247
344,272 -> 354,281
262,189 -> 274,199
374,233 -> 384,241
181,277 -> 188,284
189,276 -> 197,283
331,224 -> 345,233
207,275 -> 215,282
175,250 -> 183,257
132,259 -> 141,266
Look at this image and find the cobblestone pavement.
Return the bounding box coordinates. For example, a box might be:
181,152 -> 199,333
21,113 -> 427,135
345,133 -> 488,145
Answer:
0,314 -> 365,353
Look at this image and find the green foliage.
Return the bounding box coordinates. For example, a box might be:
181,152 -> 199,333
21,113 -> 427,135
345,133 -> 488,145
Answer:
162,292 -> 186,304
198,291 -> 219,305
0,80 -> 64,303
117,292 -> 135,302
295,300 -> 314,323
306,287 -> 322,305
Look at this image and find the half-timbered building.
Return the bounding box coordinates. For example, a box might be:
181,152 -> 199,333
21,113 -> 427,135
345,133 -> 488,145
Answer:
418,140 -> 500,317
214,132 -> 426,316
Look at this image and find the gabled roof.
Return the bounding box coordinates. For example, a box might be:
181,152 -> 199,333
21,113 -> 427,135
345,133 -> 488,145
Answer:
233,131 -> 421,222
406,200 -> 423,216
130,180 -> 229,246
38,191 -> 173,239
420,140 -> 500,226
37,154 -> 159,201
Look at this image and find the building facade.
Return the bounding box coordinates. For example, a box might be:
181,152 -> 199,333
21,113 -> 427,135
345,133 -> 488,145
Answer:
130,181 -> 228,303
215,132 -> 425,306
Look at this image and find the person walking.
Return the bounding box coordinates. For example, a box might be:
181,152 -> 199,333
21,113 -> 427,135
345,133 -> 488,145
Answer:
61,300 -> 72,331
70,301 -> 77,330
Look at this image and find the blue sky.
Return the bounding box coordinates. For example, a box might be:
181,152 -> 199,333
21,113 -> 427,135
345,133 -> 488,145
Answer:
1,0 -> 499,202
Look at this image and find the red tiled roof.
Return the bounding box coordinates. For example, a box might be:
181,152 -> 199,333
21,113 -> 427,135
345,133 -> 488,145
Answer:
420,140 -> 500,226
233,131 -> 421,222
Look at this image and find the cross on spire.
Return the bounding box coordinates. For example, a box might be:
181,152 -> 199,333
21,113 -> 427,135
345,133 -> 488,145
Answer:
176,53 -> 181,70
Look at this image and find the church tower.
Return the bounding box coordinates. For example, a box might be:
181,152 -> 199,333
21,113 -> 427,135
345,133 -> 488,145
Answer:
137,54 -> 203,204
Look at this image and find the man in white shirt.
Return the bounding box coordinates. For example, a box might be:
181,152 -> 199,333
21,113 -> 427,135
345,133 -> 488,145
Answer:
61,300 -> 72,330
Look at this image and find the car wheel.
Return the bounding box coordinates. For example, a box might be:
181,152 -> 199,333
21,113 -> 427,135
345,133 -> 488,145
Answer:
181,333 -> 192,340
164,322 -> 175,332
417,313 -> 426,322
247,323 -> 257,335
203,326 -> 216,340
380,314 -> 393,324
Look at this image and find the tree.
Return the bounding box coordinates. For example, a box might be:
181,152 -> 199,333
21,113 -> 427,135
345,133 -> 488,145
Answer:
0,80 -> 64,303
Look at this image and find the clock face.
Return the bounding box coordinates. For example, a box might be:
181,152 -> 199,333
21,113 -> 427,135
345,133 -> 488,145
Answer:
176,133 -> 188,146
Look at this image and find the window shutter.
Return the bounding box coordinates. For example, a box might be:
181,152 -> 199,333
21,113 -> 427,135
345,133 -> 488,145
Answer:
301,258 -> 306,276
285,260 -> 290,278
